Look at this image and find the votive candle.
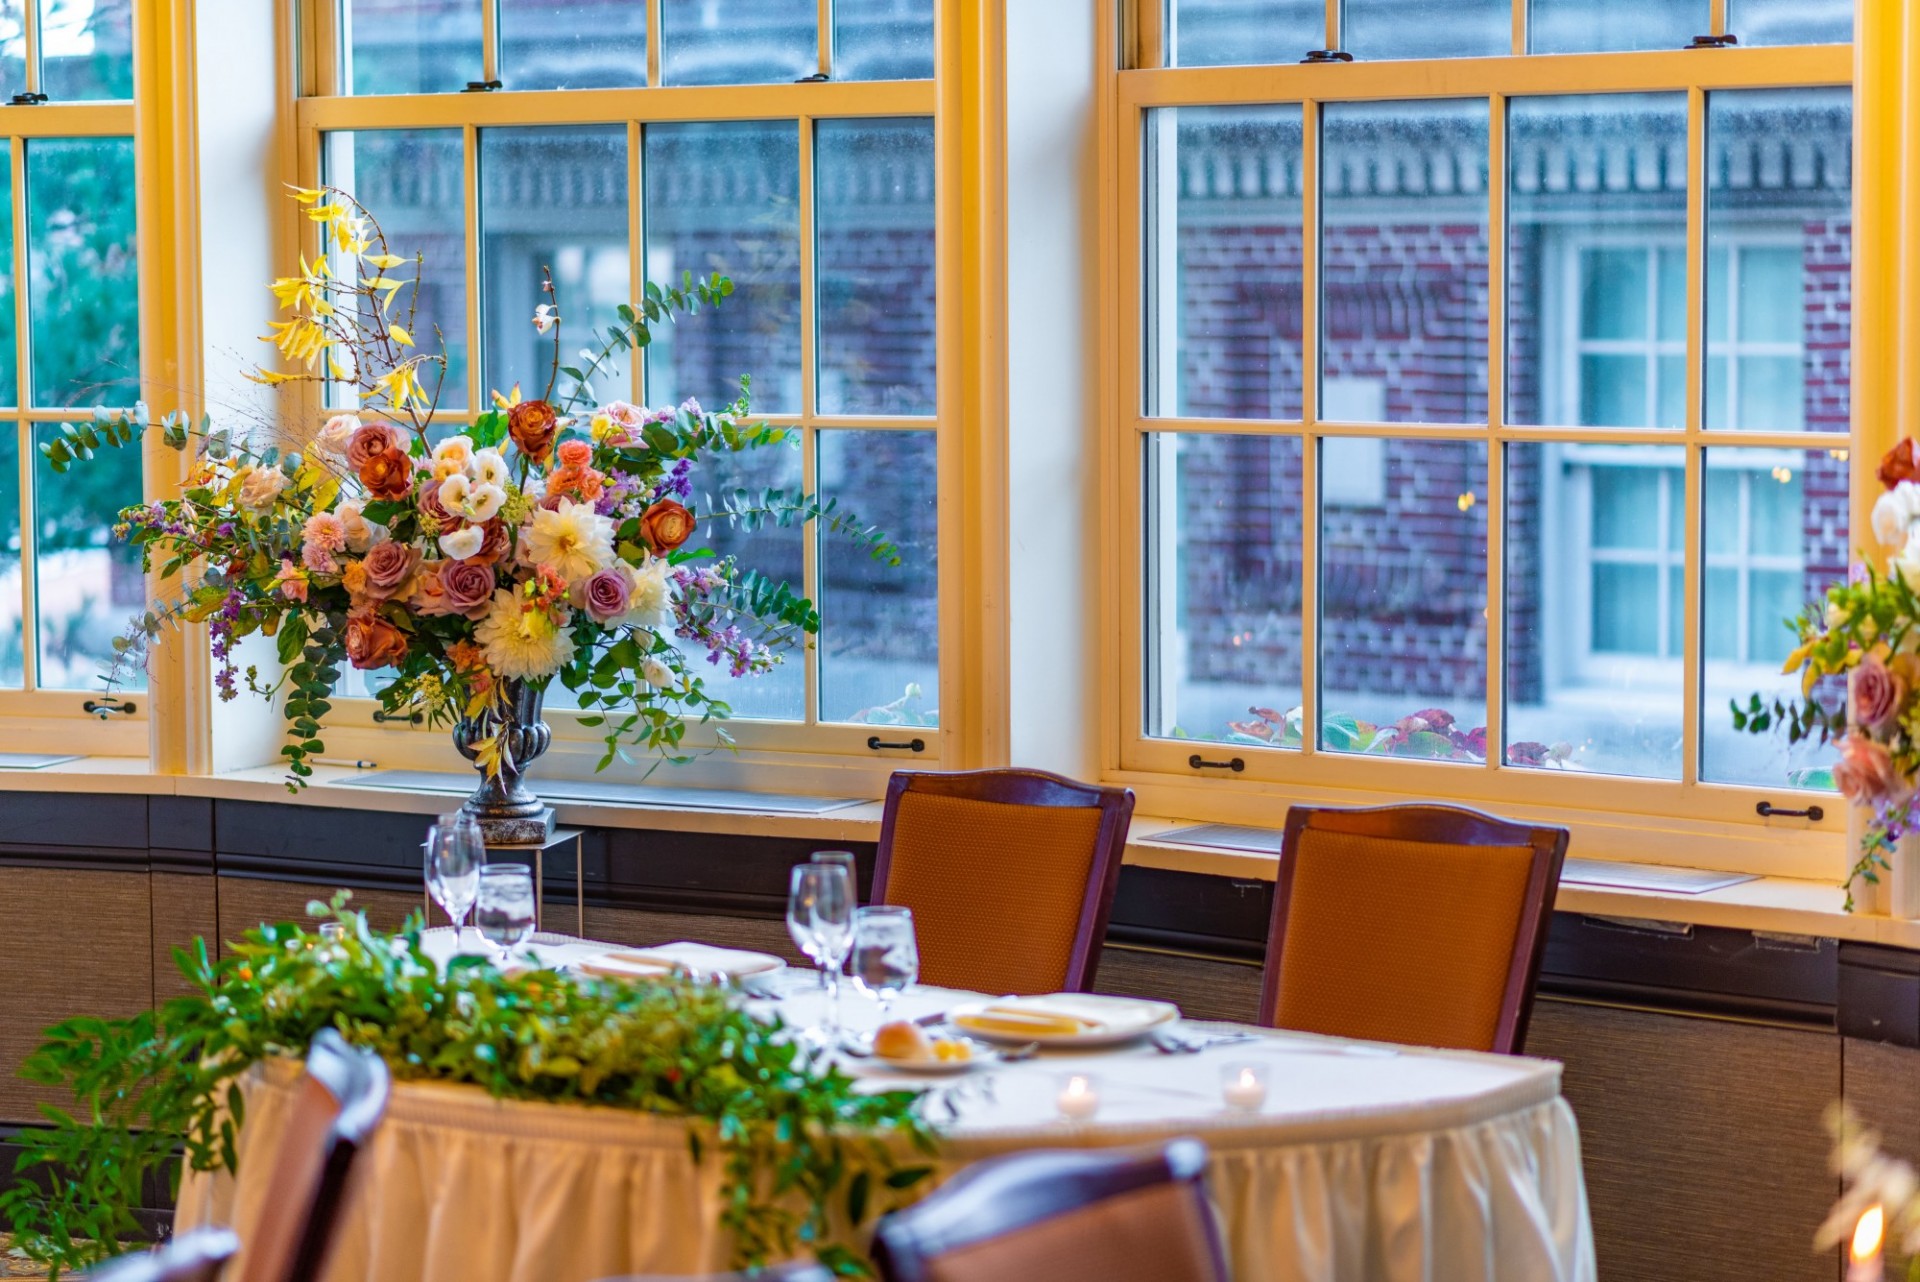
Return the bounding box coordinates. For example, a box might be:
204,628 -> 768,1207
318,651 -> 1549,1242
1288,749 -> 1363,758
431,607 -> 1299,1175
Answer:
1850,1205 -> 1884,1282
1056,1073 -> 1100,1122
1221,1062 -> 1269,1112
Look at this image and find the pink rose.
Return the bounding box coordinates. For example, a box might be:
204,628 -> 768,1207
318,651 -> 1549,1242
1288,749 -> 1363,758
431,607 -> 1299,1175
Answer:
1854,656 -> 1908,732
408,560 -> 456,617
441,559 -> 497,618
1835,735 -> 1913,809
361,540 -> 419,599
575,567 -> 630,624
418,476 -> 455,524
345,421 -> 400,469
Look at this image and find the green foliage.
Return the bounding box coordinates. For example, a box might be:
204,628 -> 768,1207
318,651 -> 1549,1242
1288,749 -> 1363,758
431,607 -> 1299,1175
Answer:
0,898 -> 934,1278
714,486 -> 902,567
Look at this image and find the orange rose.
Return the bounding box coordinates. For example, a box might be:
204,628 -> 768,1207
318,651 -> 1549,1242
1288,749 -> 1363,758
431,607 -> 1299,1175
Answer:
1883,439 -> 1920,491
359,446 -> 416,501
639,499 -> 696,553
470,517 -> 510,566
509,399 -> 560,462
343,608 -> 410,670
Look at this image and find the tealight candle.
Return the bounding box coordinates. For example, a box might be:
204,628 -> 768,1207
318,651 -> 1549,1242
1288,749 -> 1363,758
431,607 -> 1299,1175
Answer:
1220,1062 -> 1269,1113
1056,1073 -> 1100,1122
1850,1205 -> 1884,1282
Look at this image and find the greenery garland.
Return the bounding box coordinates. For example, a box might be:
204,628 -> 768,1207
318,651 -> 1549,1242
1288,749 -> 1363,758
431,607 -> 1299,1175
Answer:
0,897 -> 934,1278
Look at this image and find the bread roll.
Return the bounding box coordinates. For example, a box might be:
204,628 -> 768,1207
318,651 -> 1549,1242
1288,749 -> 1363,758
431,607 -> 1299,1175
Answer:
872,1020 -> 935,1061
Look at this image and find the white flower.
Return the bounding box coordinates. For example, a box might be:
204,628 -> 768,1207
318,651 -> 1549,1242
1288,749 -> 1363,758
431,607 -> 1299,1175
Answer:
641,655 -> 674,688
439,524 -> 485,561
432,435 -> 474,481
1875,482 -> 1920,549
472,448 -> 509,489
439,473 -> 472,511
335,500 -> 384,553
475,588 -> 575,679
532,303 -> 560,334
519,498 -> 614,586
315,413 -> 360,456
237,464 -> 291,511
465,483 -> 506,523
621,556 -> 674,629
1894,530 -> 1920,589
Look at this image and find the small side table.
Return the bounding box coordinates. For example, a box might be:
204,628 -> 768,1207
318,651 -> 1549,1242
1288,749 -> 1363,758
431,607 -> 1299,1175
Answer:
482,827 -> 586,937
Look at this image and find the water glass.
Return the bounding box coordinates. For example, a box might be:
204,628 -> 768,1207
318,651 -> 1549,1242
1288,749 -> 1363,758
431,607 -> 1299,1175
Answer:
475,864 -> 536,965
851,905 -> 918,1019
789,862 -> 855,1045
424,811 -> 485,946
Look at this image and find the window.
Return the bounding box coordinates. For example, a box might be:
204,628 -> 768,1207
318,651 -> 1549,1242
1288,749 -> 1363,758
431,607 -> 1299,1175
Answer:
1118,0 -> 1851,838
0,0 -> 140,739
300,0 -> 943,771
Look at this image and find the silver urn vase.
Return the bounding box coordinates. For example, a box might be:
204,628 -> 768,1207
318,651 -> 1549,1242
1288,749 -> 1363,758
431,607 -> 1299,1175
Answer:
452,677 -> 557,845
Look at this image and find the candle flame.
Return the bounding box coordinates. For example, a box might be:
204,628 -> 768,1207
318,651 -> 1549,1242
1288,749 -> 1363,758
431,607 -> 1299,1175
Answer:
1854,1205 -> 1885,1262
1238,1068 -> 1257,1088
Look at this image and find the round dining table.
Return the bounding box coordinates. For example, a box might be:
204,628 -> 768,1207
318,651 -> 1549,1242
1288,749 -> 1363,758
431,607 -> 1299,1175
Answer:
174,933 -> 1596,1282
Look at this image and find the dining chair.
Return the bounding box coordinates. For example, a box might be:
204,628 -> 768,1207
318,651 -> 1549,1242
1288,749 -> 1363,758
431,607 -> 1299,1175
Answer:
871,768 -> 1135,995
1258,802 -> 1568,1054
871,1139 -> 1227,1282
233,1028 -> 391,1282
88,1228 -> 241,1282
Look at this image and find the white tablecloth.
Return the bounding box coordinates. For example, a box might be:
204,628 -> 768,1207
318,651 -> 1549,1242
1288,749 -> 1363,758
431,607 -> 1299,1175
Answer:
175,936 -> 1595,1282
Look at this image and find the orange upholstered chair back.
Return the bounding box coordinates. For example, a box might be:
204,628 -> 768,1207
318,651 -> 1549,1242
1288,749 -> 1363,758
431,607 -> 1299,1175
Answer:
872,1140 -> 1228,1282
872,770 -> 1134,995
1257,804 -> 1566,1054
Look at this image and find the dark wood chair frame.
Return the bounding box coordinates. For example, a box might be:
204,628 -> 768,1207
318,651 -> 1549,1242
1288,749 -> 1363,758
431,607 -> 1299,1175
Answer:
871,768 -> 1136,993
89,1227 -> 241,1282
281,1028 -> 391,1282
871,1139 -> 1225,1282
1256,802 -> 1569,1055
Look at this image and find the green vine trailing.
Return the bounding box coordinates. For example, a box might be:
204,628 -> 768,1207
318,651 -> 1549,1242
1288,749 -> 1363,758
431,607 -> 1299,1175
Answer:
0,898 -> 934,1278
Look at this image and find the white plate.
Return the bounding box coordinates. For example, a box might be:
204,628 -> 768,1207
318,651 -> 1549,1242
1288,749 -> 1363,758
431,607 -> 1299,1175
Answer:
578,942 -> 786,981
947,994 -> 1180,1049
867,1046 -> 1001,1076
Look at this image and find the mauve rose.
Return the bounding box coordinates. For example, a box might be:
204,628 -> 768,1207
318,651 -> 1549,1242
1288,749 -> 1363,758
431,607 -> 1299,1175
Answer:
345,421 -> 399,469
408,561 -> 456,617
1855,656 -> 1908,731
470,517 -> 510,566
639,499 -> 696,553
509,399 -> 560,462
362,540 -> 419,598
344,609 -> 409,670
359,447 -> 415,501
442,559 -> 497,617
577,567 -> 630,623
418,475 -> 454,524
1835,734 -> 1913,809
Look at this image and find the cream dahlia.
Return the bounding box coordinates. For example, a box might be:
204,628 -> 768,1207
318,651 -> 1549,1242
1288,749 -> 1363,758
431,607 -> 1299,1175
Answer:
519,498 -> 614,586
474,587 -> 576,680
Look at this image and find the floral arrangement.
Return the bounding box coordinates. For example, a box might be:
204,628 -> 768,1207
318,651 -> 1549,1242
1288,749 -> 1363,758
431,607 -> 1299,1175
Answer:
0,898 -> 934,1278
1218,703 -> 1574,767
49,188 -> 893,783
1735,439 -> 1920,907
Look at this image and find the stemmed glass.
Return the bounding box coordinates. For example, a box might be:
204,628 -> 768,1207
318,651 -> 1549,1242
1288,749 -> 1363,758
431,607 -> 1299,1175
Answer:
802,850 -> 858,990
424,811 -> 485,947
851,905 -> 918,1022
475,864 -> 536,966
788,863 -> 855,1047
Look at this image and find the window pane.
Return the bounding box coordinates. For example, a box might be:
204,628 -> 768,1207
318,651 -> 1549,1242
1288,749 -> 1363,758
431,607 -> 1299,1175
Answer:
28,137 -> 137,409
685,437 -> 804,721
500,0 -> 646,90
1529,0 -> 1703,53
1321,100 -> 1489,425
1145,432 -> 1304,746
1706,88 -> 1850,433
480,126 -> 629,408
324,129 -> 468,408
1508,94 -> 1687,429
346,0 -> 482,95
1169,0 -> 1321,67
0,141 -> 16,407
1506,443 -> 1684,779
815,118 -> 935,417
1344,0 -> 1507,59
0,427 -> 18,686
661,0 -> 815,85
1730,0 -> 1850,45
645,122 -> 802,413
32,422 -> 142,692
1703,447 -> 1845,788
0,3 -> 22,100
1144,105 -> 1304,420
40,0 -> 130,99
820,430 -> 937,725
833,0 -> 933,81
1321,438 -> 1485,758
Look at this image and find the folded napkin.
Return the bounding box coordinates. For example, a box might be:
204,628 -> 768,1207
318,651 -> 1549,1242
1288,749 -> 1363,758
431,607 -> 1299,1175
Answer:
578,941 -> 784,981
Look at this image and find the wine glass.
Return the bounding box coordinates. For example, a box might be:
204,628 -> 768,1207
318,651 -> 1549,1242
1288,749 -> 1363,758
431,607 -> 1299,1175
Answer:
851,905 -> 918,1022
811,850 -> 858,904
787,867 -> 829,983
789,863 -> 854,1046
424,812 -> 485,947
475,865 -> 536,966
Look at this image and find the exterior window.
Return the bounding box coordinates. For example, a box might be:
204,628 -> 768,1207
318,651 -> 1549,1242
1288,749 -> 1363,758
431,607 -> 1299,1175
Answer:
1124,2 -> 1852,825
306,0 -> 942,753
